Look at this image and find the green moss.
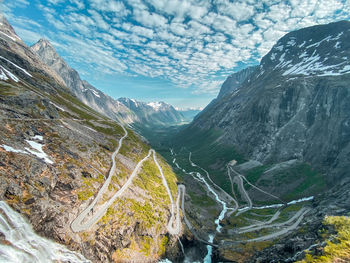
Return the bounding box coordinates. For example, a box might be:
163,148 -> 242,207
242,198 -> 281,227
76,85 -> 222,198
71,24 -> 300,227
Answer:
77,189 -> 94,201
140,236 -> 153,257
158,236 -> 168,255
297,216 -> 350,263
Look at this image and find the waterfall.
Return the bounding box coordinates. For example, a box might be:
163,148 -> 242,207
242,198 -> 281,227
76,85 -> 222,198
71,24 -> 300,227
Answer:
0,201 -> 90,263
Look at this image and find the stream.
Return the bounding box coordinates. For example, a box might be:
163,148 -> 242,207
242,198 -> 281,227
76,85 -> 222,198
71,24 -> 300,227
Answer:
170,150 -> 229,263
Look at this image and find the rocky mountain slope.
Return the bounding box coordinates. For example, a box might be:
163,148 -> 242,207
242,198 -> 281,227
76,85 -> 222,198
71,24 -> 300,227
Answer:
0,15 -> 183,263
31,40 -> 184,127
181,20 -> 350,182
170,20 -> 350,262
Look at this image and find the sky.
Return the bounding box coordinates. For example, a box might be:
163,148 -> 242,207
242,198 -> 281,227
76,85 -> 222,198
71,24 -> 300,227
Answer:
2,0 -> 350,109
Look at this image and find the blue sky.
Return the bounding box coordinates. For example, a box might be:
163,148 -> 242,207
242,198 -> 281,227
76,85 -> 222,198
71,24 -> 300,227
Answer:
2,0 -> 350,109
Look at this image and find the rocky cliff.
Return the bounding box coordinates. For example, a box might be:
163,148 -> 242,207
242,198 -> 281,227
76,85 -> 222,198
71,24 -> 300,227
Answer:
217,65 -> 258,99
0,16 -> 182,263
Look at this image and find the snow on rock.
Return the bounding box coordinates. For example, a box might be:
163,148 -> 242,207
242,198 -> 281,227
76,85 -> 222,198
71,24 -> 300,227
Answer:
147,101 -> 163,111
0,67 -> 8,81
0,66 -> 19,82
0,31 -> 16,42
0,56 -> 32,77
130,99 -> 138,107
1,138 -> 54,165
49,101 -> 65,111
275,45 -> 284,51
33,135 -> 43,141
89,89 -> 100,98
25,140 -> 53,164
1,145 -> 27,154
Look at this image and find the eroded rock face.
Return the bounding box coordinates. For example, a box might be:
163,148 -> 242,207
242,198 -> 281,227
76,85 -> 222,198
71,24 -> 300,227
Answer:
0,16 -> 182,263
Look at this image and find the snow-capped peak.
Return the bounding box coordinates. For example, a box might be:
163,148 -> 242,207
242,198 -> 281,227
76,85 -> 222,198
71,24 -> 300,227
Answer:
147,102 -> 163,111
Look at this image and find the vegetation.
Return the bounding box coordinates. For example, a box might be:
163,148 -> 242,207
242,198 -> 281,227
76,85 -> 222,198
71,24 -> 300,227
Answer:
77,175 -> 104,201
296,216 -> 350,263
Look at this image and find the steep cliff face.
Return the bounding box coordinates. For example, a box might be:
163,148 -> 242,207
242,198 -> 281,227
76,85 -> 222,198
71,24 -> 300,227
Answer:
217,65 -> 258,99
0,17 -> 182,263
185,20 -> 350,181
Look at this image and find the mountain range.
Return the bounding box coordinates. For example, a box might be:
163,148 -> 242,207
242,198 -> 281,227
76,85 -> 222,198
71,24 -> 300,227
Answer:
1,11 -> 350,263
31,39 -> 186,128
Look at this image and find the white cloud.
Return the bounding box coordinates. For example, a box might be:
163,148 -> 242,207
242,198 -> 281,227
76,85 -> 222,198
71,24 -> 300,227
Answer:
6,0 -> 350,98
215,0 -> 255,21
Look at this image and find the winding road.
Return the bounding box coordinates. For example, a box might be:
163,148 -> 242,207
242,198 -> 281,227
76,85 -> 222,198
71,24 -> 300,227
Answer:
71,125 -> 181,236
170,148 -> 313,256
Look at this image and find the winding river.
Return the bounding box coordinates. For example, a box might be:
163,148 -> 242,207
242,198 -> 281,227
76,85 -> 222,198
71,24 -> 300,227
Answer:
170,150 -> 229,262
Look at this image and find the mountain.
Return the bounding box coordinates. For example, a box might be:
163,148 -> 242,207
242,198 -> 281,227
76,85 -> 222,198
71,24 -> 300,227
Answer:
31,39 -> 135,124
31,39 -> 184,128
118,98 -> 184,127
217,65 -> 258,99
170,20 -> 350,262
0,16 -> 182,262
183,20 -> 350,179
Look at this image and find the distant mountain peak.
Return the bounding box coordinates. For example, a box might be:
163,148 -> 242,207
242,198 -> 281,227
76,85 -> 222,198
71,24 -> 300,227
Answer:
33,38 -> 55,49
31,39 -> 62,62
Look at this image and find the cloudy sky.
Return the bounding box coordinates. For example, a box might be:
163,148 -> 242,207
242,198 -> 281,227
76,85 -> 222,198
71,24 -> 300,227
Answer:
2,0 -> 350,109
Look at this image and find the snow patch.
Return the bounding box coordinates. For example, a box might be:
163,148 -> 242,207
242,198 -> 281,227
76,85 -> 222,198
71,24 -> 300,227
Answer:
0,56 -> 32,77
147,101 -> 163,111
50,101 -> 65,111
0,66 -> 19,82
33,135 -> 43,141
287,38 -> 296,46
25,140 -> 53,164
275,45 -> 283,51
270,53 -> 276,61
298,41 -> 306,48
1,140 -> 54,164
1,144 -> 27,154
130,99 -> 139,107
0,31 -> 16,41
89,89 -> 100,98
